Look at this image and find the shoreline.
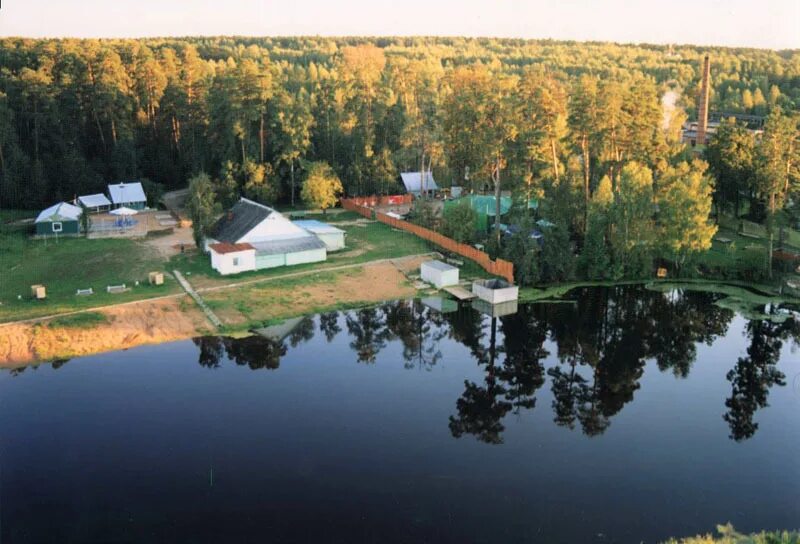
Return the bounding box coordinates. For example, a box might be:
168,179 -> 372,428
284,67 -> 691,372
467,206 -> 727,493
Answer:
2,271 -> 797,368
0,255 -> 431,367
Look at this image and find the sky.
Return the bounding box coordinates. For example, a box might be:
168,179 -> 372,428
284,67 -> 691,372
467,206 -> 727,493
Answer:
0,0 -> 797,49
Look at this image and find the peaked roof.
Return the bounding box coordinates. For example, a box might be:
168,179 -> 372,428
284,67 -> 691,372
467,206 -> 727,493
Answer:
210,198 -> 274,243
108,182 -> 146,204
78,193 -> 111,208
36,202 -> 82,223
400,172 -> 439,193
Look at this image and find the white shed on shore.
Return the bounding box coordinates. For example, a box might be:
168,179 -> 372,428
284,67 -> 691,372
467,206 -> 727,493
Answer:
421,260 -> 459,288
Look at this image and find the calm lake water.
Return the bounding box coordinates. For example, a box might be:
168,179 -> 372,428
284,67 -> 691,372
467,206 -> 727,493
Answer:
1,286 -> 799,543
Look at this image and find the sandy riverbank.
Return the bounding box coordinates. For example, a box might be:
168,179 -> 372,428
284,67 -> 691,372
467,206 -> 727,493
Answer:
0,297 -> 210,366
0,256 -> 429,367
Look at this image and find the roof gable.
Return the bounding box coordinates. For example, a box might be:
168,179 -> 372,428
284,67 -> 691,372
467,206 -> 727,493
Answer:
36,202 -> 82,223
210,198 -> 274,243
108,182 -> 146,204
401,172 -> 439,193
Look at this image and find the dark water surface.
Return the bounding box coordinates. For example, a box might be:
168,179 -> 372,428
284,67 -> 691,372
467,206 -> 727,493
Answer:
1,286 -> 799,543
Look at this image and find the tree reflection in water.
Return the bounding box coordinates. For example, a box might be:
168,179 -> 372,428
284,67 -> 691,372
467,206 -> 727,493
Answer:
193,335 -> 286,370
188,287 -> 798,443
724,309 -> 798,441
384,300 -> 446,370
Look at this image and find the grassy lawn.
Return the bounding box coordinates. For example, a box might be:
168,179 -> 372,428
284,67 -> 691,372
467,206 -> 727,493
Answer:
0,215 -> 179,322
170,221 -> 433,289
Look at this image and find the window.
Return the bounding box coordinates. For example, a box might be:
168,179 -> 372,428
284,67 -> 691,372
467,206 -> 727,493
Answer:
232,257 -> 240,266
52,222 -> 63,233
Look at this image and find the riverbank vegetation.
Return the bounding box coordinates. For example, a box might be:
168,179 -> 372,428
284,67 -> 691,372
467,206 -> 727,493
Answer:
662,524 -> 799,543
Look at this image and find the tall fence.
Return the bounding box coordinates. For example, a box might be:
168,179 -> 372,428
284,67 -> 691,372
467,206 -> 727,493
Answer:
340,198 -> 515,283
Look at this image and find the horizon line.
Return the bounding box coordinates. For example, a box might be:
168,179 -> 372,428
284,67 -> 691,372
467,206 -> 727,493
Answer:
0,34 -> 797,52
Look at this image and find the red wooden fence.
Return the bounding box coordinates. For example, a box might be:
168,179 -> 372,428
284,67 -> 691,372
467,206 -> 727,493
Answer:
341,198 -> 515,283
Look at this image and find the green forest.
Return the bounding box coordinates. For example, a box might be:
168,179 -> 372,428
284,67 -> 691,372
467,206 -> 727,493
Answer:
1,36 -> 798,285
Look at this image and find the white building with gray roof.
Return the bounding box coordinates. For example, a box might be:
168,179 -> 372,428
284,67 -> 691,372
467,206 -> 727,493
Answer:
205,198 -> 328,275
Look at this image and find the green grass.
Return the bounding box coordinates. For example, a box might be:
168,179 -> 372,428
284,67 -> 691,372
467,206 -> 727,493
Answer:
0,218 -> 179,322
45,311 -> 109,328
718,214 -> 800,250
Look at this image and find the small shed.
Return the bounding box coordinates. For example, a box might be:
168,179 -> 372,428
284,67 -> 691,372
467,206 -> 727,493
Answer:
293,220 -> 346,251
401,171 -> 439,196
421,260 -> 459,288
472,279 -> 519,304
35,202 -> 83,235
209,242 -> 256,275
78,193 -> 112,213
108,182 -> 147,210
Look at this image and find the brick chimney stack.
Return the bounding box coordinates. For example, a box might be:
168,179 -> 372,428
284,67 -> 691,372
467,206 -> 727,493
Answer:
696,55 -> 711,146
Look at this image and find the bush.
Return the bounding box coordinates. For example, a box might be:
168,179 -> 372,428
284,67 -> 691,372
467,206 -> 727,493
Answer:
441,200 -> 479,244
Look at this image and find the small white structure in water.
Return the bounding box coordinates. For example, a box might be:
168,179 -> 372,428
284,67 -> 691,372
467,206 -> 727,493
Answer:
472,279 -> 519,304
421,260 -> 459,288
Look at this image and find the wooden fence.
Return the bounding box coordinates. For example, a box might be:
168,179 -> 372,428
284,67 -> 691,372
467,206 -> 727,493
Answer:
344,194 -> 413,207
340,198 -> 514,283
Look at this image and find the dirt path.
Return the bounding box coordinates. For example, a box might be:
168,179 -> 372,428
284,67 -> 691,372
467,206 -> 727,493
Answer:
143,226 -> 195,258
202,256 -> 429,327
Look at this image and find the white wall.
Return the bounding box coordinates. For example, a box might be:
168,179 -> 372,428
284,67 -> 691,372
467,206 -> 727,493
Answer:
421,262 -> 459,288
285,248 -> 327,266
316,232 -> 346,251
239,212 -> 309,243
211,249 -> 256,275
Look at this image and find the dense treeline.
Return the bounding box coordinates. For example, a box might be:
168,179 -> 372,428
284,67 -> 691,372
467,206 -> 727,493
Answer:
1,36 -> 798,284
0,36 -> 798,210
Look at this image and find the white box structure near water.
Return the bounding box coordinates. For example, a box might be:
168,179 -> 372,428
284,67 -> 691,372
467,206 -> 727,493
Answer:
420,260 -> 459,288
472,279 -> 519,304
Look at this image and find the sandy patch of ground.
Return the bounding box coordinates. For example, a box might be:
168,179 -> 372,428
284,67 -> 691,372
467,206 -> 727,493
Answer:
0,297 -> 208,367
203,259 -> 421,325
143,226 -> 196,258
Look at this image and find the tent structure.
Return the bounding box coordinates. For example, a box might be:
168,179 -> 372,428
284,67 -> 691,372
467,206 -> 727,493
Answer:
108,182 -> 147,210
110,206 -> 138,216
444,195 -> 539,231
35,202 -> 83,235
78,193 -> 111,213
400,172 -> 439,196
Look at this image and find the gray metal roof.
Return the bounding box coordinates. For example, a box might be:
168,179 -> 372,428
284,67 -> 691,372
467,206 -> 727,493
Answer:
211,198 -> 273,243
293,219 -> 345,234
36,202 -> 82,223
108,182 -> 146,204
401,172 -> 439,193
250,235 -> 326,256
78,193 -> 111,208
